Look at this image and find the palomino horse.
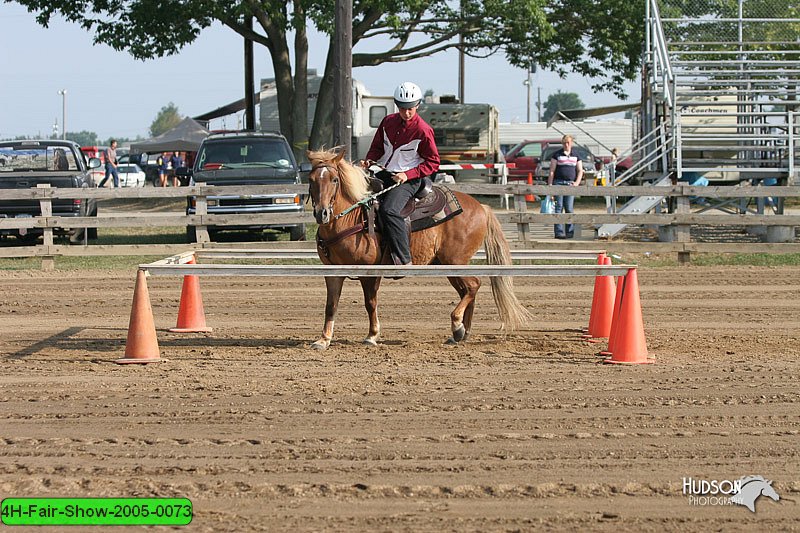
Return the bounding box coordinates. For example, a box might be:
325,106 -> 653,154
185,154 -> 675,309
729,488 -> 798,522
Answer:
307,148 -> 531,350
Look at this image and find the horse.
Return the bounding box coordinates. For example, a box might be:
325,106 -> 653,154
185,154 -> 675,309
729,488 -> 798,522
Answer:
730,476 -> 780,512
306,148 -> 532,350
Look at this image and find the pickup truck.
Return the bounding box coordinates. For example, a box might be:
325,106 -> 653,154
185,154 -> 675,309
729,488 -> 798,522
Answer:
0,140 -> 101,243
180,131 -> 309,242
503,139 -> 562,182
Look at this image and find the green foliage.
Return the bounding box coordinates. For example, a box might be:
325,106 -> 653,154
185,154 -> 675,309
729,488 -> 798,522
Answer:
150,103 -> 182,137
67,130 -> 99,146
13,0 -> 646,147
542,91 -> 585,122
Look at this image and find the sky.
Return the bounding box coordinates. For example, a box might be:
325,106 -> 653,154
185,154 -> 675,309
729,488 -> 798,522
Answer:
0,3 -> 640,141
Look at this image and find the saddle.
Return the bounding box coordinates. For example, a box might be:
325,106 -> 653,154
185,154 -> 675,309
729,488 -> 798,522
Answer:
316,176 -> 462,264
367,176 -> 455,230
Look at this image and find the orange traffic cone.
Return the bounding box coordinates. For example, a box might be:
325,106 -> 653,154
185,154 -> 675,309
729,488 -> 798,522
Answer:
604,268 -> 652,364
169,257 -> 212,333
581,253 -> 606,335
525,173 -> 535,202
116,270 -> 161,364
582,255 -> 616,342
598,274 -> 625,357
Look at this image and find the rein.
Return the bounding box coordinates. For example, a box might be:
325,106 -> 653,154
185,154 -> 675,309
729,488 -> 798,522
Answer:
312,162 -> 390,258
334,181 -> 400,220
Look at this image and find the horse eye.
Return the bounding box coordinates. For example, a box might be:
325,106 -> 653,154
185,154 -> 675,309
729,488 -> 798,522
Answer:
332,177 -> 339,184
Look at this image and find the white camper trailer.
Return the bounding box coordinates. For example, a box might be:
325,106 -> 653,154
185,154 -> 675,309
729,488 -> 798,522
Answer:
260,76 -> 503,181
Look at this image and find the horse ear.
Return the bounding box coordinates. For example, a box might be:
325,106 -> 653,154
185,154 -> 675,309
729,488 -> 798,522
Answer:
333,149 -> 345,164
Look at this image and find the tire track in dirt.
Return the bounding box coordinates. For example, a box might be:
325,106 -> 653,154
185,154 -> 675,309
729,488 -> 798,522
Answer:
0,266 -> 798,531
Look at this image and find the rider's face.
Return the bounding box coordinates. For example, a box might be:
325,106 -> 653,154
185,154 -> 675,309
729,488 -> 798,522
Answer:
398,104 -> 418,121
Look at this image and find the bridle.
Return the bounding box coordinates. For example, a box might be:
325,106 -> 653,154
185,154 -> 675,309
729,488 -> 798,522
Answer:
309,164 -> 341,220
309,161 -> 400,223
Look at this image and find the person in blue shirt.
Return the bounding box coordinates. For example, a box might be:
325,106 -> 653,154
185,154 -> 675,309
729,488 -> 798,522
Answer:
170,152 -> 184,187
547,135 -> 584,239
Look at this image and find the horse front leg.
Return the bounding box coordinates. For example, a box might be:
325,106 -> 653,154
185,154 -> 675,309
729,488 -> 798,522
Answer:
312,276 -> 345,350
359,276 -> 382,345
446,276 -> 481,344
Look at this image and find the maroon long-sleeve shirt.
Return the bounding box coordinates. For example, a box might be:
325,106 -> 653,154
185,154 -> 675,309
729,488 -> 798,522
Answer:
365,113 -> 440,180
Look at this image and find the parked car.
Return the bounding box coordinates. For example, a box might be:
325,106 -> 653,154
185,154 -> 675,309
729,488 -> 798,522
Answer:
503,139 -> 562,182
180,131 -> 310,242
80,145 -> 109,186
0,140 -> 101,243
117,163 -> 147,187
533,142 -> 598,184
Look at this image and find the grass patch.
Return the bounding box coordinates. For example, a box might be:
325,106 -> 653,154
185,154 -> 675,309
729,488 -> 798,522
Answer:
0,256 -> 164,271
613,252 -> 800,267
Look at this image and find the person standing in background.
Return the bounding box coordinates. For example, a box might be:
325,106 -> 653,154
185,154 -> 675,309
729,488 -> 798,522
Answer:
99,139 -> 120,188
547,134 -> 584,239
158,152 -> 169,187
170,152 -> 183,187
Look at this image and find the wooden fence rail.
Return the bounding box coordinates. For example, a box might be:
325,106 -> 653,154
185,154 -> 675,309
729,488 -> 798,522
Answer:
0,183 -> 797,268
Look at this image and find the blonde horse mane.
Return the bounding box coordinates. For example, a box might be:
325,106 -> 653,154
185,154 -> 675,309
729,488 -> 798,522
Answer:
307,148 -> 370,204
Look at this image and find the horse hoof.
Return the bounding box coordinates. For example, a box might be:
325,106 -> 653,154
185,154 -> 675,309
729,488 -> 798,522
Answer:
444,337 -> 458,346
311,340 -> 329,350
452,324 -> 466,343
362,338 -> 378,346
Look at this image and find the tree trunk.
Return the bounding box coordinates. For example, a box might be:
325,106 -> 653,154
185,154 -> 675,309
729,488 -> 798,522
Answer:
291,3 -> 309,163
310,40 -> 335,152
261,20 -> 294,146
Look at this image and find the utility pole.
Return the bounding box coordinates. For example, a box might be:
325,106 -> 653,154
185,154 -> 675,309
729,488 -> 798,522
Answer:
524,69 -> 531,122
333,0 -> 353,158
244,16 -> 255,131
458,0 -> 465,103
57,89 -> 67,140
537,87 -> 542,122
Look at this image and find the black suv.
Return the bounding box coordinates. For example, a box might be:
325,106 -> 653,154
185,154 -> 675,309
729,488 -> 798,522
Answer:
181,132 -> 308,242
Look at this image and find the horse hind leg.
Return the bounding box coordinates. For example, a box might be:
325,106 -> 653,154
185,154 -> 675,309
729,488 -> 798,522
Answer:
445,276 -> 480,344
359,277 -> 381,345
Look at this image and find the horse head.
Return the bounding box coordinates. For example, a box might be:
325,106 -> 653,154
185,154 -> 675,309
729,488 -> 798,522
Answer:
307,148 -> 370,225
307,149 -> 344,225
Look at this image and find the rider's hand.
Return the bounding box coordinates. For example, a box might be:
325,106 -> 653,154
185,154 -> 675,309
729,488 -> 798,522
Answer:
358,159 -> 368,169
393,172 -> 408,184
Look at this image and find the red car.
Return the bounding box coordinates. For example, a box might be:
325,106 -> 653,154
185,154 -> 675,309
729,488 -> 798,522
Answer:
503,139 -> 562,182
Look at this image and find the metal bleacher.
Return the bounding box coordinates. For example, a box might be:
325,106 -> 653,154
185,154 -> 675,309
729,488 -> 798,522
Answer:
598,0 -> 800,238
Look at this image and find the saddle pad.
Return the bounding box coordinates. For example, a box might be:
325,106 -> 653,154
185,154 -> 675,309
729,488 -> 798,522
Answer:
409,185 -> 463,232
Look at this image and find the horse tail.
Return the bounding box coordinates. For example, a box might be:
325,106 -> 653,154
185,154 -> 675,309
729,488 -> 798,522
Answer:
481,204 -> 533,331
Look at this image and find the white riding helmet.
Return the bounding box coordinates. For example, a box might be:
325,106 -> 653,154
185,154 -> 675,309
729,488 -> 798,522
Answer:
394,82 -> 422,108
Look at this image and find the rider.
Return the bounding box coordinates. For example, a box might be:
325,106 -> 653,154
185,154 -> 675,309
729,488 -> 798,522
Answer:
363,81 -> 440,265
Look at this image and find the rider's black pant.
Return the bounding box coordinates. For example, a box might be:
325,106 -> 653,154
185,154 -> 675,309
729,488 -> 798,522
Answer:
379,178 -> 422,265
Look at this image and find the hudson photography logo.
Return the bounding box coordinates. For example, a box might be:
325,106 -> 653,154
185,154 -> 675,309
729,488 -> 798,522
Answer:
682,475 -> 780,512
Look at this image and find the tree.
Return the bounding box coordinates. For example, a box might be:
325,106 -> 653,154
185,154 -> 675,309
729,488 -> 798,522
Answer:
14,1 -> 644,157
67,131 -> 99,146
542,91 -> 585,123
150,103 -> 182,137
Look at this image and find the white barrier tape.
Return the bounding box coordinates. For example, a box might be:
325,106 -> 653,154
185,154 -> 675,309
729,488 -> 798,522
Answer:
438,163 -> 515,170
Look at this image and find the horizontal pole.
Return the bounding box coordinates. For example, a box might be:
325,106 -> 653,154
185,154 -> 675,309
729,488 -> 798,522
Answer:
140,263 -> 636,278
2,183 -> 800,201
499,213 -> 800,225
5,241 -> 800,260
195,248 -> 608,261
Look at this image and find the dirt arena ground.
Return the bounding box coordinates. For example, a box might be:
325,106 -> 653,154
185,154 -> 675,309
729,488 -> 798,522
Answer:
0,265 -> 798,531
